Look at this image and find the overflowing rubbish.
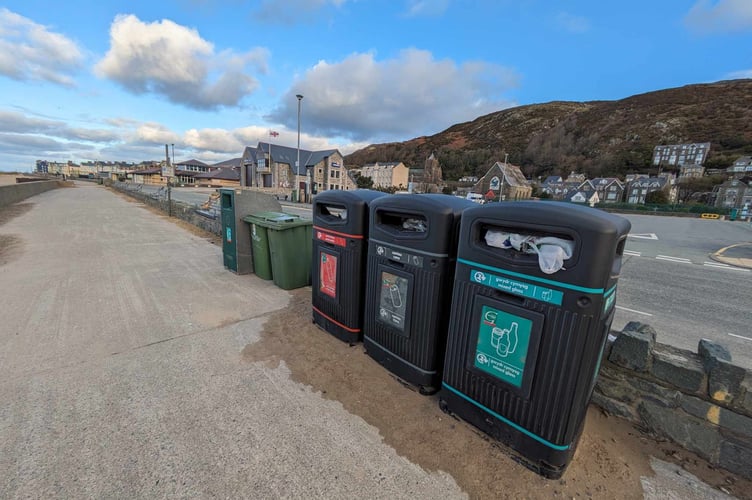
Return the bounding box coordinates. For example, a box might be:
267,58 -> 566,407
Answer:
402,217 -> 427,232
485,230 -> 574,274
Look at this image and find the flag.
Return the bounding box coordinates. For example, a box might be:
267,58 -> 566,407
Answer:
269,130 -> 279,137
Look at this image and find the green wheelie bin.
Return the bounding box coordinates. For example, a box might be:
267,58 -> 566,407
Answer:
244,211 -> 313,289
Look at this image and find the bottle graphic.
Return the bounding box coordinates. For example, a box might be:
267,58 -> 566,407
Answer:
389,284 -> 403,308
491,322 -> 518,357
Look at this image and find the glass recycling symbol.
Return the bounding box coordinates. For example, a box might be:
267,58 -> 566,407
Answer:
474,305 -> 532,388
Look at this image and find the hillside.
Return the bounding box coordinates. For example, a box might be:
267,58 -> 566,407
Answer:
344,80 -> 752,181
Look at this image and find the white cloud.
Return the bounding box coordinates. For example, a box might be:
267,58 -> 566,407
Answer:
267,49 -> 518,142
184,128 -> 244,153
95,14 -> 268,109
254,0 -> 347,24
0,8 -> 83,86
133,123 -> 181,145
556,12 -> 590,34
685,0 -> 752,33
726,69 -> 752,79
403,0 -> 450,18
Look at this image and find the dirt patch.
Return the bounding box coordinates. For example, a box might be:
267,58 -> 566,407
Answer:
0,203 -> 33,266
0,234 -> 23,266
0,202 -> 33,226
242,288 -> 751,499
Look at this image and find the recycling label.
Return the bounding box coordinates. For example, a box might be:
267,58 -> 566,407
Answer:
474,305 -> 533,388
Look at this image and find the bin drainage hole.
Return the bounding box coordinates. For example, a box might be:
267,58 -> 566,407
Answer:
577,297 -> 591,307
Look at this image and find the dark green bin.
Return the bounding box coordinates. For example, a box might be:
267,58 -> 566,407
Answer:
244,212 -> 313,290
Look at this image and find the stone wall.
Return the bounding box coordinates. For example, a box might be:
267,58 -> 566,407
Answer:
594,321 -> 752,480
0,180 -> 65,209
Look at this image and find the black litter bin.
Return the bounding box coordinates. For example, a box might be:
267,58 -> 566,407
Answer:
311,190 -> 389,343
439,201 -> 631,478
363,194 -> 475,393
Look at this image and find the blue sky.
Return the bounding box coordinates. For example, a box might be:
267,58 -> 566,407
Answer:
0,0 -> 750,171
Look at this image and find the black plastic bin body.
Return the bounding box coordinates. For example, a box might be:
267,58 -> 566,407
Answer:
363,194 -> 475,392
439,201 -> 631,478
311,190 -> 388,343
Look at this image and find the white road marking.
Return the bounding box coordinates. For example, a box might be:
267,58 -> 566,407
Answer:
628,233 -> 658,240
703,262 -> 751,272
615,305 -> 653,317
728,333 -> 752,342
623,250 -> 641,257
656,255 -> 692,264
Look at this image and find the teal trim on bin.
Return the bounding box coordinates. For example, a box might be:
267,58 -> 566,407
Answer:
457,258 -> 604,295
442,383 -> 571,451
605,284 -> 617,296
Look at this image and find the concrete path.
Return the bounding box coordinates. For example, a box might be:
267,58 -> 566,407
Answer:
0,183 -> 463,499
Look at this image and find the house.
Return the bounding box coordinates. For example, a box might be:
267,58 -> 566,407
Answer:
131,166 -> 165,185
625,177 -> 668,204
679,164 -> 705,179
564,188 -> 600,207
727,156 -> 752,178
652,143 -> 711,167
540,176 -> 568,200
359,162 -> 410,190
587,177 -> 625,203
713,179 -> 751,209
194,167 -> 240,188
471,162 -> 532,201
241,142 -> 353,201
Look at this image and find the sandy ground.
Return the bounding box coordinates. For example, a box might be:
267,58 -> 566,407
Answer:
243,288 -> 750,499
2,185 -> 750,499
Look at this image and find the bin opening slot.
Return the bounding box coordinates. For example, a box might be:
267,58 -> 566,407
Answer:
611,236 -> 627,277
221,193 -> 232,208
317,203 -> 348,223
479,224 -> 574,275
377,210 -> 428,234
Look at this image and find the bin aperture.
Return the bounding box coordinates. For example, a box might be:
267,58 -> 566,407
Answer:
363,194 -> 475,394
311,190 -> 388,343
439,201 -> 630,479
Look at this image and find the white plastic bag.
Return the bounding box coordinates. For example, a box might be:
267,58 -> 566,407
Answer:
485,230 -> 573,274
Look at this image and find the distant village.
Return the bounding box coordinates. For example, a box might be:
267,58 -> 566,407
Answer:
35,141 -> 752,210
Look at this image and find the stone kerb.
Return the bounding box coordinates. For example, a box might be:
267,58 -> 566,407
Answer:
594,322 -> 752,479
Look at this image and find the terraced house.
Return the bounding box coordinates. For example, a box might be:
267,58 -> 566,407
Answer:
241,142 -> 354,201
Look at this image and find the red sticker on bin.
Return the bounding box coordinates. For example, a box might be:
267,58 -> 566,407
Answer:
316,230 -> 346,247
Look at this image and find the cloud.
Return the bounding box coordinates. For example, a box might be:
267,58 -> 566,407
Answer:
403,0 -> 450,18
132,123 -> 181,145
94,14 -> 268,109
0,110 -> 120,142
266,49 -> 518,142
184,128 -> 244,153
0,8 -> 83,86
726,69 -> 752,79
685,0 -> 752,33
555,12 -> 590,34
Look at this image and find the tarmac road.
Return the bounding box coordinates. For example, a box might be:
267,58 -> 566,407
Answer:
0,183 -> 463,499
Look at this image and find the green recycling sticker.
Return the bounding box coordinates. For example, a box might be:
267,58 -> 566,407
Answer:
474,305 -> 533,388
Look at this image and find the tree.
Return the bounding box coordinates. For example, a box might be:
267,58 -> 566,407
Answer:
355,174 -> 374,189
645,189 -> 669,204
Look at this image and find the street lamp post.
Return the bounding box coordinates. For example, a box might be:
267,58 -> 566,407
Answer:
296,94 -> 304,202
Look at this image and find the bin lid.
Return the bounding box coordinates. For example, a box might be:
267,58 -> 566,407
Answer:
243,211 -> 311,230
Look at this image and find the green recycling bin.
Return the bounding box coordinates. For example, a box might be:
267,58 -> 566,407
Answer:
730,208 -> 738,221
244,212 -> 280,280
243,212 -> 313,290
